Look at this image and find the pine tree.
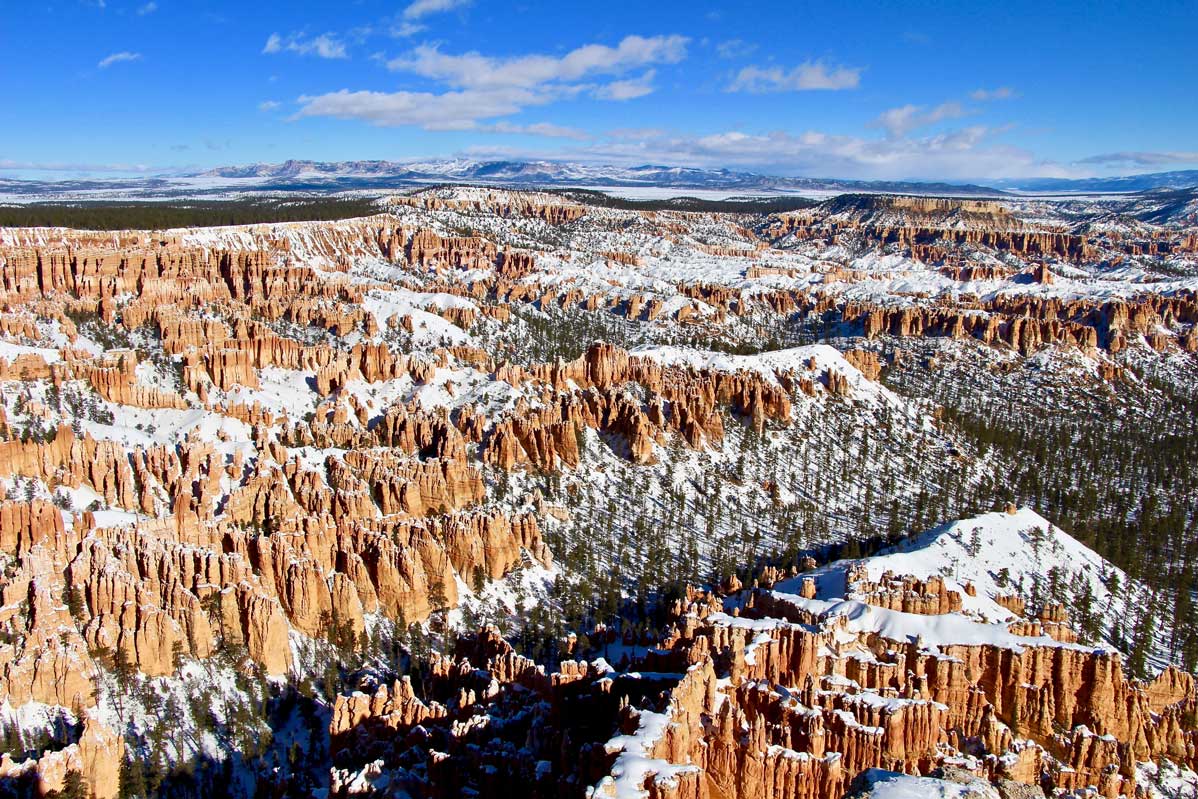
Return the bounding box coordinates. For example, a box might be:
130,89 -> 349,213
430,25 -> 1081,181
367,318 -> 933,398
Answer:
1128,596 -> 1157,680
57,770 -> 87,799
119,755 -> 147,799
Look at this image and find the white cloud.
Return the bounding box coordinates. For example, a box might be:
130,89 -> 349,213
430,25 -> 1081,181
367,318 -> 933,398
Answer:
403,0 -> 471,20
137,2 -> 157,14
872,101 -> 967,138
298,35 -> 686,130
594,70 -> 656,101
607,127 -> 668,140
728,61 -> 860,92
294,87 -> 539,130
98,51 -> 141,68
258,100 -> 282,112
387,35 -> 687,89
970,86 -> 1016,101
390,21 -> 426,38
263,32 -> 347,59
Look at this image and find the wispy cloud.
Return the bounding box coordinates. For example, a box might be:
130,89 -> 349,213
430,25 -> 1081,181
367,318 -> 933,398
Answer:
0,159 -> 155,173
403,0 -> 470,20
258,100 -> 282,112
728,61 -> 860,92
594,70 -> 656,101
715,39 -> 757,60
295,88 -> 535,130
970,87 -> 1017,101
263,32 -> 347,59
872,101 -> 967,138
1076,151 -> 1198,167
136,1 -> 157,14
484,121 -> 589,140
390,21 -> 426,38
386,35 -> 687,90
98,51 -> 141,68
388,0 -> 471,36
297,34 -> 687,130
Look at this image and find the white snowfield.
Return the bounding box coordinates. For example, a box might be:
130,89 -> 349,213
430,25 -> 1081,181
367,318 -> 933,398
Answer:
854,769 -> 1000,799
768,506 -> 1169,668
0,340 -> 62,364
769,591 -> 1109,656
855,507 -> 1124,621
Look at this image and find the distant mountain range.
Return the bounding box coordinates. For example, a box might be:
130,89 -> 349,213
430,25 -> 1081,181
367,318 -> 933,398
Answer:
191,158 -> 1006,197
2,158 -> 1195,201
993,170 -> 1198,193
191,159 -> 1198,196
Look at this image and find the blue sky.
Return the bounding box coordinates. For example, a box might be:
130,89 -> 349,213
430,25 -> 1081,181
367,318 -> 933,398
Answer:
3,0 -> 1196,180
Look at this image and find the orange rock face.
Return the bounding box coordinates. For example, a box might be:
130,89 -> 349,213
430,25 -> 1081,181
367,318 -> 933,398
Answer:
0,714 -> 124,799
573,578 -> 1198,799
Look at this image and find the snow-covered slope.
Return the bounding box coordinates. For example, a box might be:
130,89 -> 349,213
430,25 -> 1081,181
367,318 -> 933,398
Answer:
777,507 -> 1173,670
853,769 -> 999,799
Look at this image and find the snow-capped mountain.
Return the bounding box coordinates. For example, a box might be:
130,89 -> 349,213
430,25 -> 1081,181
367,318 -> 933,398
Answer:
193,159 -> 1198,196
3,159 -> 1195,205
191,158 -> 1004,196
996,169 -> 1198,194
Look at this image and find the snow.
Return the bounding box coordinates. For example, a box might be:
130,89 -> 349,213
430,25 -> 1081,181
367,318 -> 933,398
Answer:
771,506 -> 1167,667
226,366 -> 319,419
361,288 -> 475,346
854,769 -> 999,799
84,403 -> 255,456
588,708 -> 700,799
0,699 -> 77,745
769,590 -> 1107,655
852,508 -> 1118,619
0,340 -> 61,364
1137,760 -> 1198,799
632,343 -> 893,406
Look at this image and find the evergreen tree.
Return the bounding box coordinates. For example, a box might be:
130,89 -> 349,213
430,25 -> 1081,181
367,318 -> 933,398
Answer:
119,756 -> 147,799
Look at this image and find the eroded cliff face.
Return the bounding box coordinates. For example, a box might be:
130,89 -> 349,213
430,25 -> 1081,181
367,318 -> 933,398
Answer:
324,579 -> 1198,799
577,583 -> 1197,799
0,714 -> 124,799
320,511 -> 1198,799
763,194 -> 1197,262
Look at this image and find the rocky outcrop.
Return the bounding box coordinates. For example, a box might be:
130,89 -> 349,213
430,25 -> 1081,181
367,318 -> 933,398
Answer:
488,343 -> 794,470
762,195 -> 1196,264
0,714 -> 124,799
390,192 -> 586,225
846,565 -> 963,615
574,574 -> 1198,799
328,628 -> 616,798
